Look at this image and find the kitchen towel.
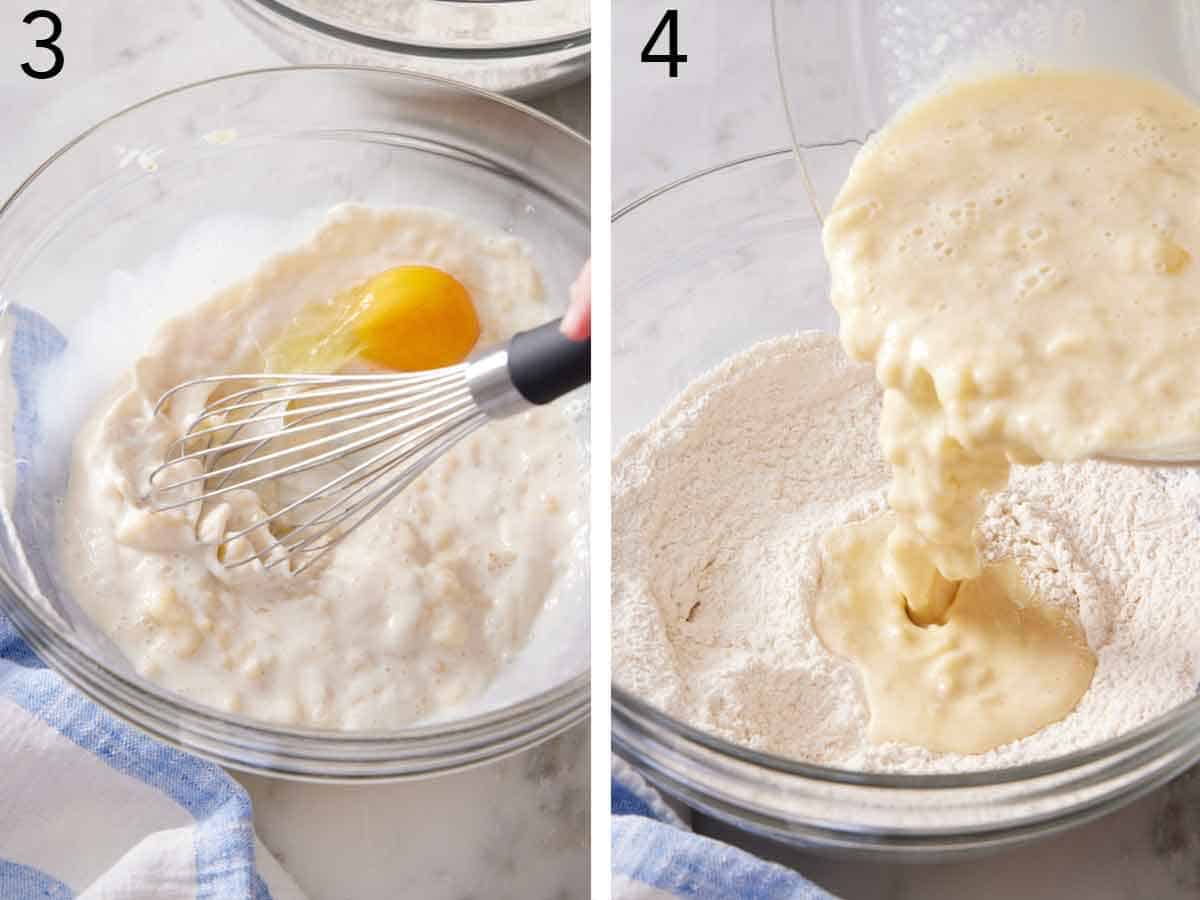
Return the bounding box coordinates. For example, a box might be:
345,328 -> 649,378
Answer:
611,755 -> 837,899
0,305 -> 306,900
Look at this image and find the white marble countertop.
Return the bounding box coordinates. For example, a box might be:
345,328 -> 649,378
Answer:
234,725 -> 588,900
613,1 -> 1200,897
0,3 -> 588,899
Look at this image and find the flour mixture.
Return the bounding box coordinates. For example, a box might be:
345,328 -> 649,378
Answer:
61,205 -> 584,730
611,333 -> 1200,773
614,67 -> 1200,770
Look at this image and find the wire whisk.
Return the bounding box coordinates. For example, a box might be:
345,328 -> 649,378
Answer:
147,319 -> 590,573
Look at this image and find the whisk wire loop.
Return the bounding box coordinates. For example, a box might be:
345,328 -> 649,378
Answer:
219,405 -> 485,565
254,415 -> 485,575
147,364 -> 488,570
151,390 -> 476,503
145,318 -> 588,572
165,379 -> 464,459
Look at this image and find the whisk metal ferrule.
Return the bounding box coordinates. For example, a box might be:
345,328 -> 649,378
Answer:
465,347 -> 533,420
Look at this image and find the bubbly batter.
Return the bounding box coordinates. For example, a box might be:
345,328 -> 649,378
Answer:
60,205 -> 583,729
822,70 -> 1200,751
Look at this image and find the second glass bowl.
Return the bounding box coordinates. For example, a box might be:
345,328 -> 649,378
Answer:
226,0 -> 590,97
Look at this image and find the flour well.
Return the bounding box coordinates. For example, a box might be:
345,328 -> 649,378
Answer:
611,332 -> 1200,773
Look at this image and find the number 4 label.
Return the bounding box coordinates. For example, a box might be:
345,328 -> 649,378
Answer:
641,10 -> 687,78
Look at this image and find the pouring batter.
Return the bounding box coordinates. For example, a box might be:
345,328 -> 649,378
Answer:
821,69 -> 1200,752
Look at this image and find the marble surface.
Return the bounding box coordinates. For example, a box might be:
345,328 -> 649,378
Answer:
0,0 -> 589,199
613,0 -> 1200,897
697,767 -> 1200,899
612,0 -> 791,209
0,3 -> 588,899
234,725 -> 589,900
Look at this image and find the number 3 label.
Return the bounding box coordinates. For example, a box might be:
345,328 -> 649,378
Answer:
22,9 -> 64,80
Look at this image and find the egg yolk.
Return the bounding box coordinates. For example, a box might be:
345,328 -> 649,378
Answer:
264,265 -> 481,374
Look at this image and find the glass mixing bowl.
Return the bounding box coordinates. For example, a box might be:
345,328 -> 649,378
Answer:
226,0 -> 589,98
0,66 -> 589,781
611,149 -> 1200,858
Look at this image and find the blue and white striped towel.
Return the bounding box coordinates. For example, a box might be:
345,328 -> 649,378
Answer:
611,756 -> 837,899
0,306 -> 305,900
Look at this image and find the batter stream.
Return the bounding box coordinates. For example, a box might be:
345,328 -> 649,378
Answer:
822,69 -> 1200,753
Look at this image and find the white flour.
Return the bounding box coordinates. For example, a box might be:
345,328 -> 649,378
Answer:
611,332 -> 1200,773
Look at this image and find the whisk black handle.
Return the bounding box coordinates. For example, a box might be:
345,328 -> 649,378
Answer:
507,318 -> 591,405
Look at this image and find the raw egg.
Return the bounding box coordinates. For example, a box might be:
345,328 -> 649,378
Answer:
264,265 -> 481,373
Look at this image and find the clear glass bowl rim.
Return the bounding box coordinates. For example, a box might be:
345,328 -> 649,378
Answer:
0,65 -> 590,780
230,0 -> 591,56
610,147 -> 1200,792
